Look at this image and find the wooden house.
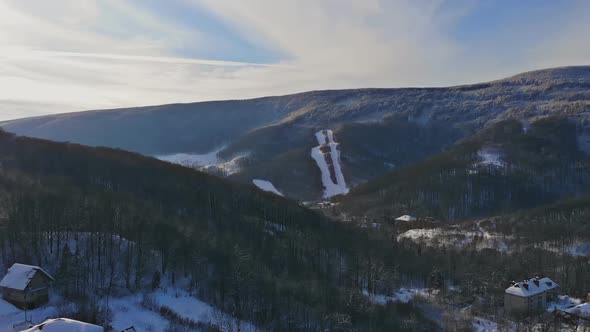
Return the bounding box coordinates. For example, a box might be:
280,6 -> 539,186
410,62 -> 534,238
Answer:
0,263 -> 54,309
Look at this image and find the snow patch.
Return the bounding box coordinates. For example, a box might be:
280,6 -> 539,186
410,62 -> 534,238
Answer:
567,242 -> 590,257
363,288 -> 429,305
311,130 -> 349,198
0,298 -> 58,332
548,295 -> 582,313
252,179 -> 283,196
109,295 -> 169,332
472,317 -> 499,332
476,148 -> 505,168
156,148 -> 247,176
397,224 -> 510,253
150,289 -> 258,332
157,148 -> 221,168
565,303 -> 590,318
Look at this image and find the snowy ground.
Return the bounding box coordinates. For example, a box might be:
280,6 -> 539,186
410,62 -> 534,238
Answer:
475,148 -> 505,168
252,179 -> 283,196
363,288 -> 430,305
471,317 -> 499,332
109,287 -> 258,332
157,149 -> 221,168
548,295 -> 583,313
0,298 -> 58,332
397,224 -> 510,253
156,149 -> 247,176
310,129 -> 349,198
0,232 -> 259,332
401,225 -> 590,259
0,287 -> 259,332
566,242 -> 590,257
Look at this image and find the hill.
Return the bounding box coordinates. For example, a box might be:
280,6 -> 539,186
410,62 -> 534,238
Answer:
2,66 -> 590,200
336,117 -> 590,221
0,129 -> 439,331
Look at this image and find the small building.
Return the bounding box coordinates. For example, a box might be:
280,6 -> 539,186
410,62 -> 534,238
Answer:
395,215 -> 417,222
504,276 -> 559,316
0,263 -> 54,309
21,318 -> 103,332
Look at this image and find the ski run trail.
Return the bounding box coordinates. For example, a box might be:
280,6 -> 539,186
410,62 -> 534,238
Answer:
311,129 -> 349,198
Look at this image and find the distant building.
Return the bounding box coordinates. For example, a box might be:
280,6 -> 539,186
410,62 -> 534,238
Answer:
395,215 -> 417,222
0,263 -> 54,309
21,318 -> 103,332
504,277 -> 558,316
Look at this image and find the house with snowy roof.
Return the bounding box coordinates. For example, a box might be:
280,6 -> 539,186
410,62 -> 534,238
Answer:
20,317 -> 103,332
395,215 -> 417,222
504,276 -> 558,315
0,263 -> 54,309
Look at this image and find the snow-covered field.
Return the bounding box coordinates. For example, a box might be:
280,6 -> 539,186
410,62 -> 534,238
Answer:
252,179 -> 283,196
310,130 -> 349,198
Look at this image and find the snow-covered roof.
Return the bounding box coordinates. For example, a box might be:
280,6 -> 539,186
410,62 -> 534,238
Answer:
0,263 -> 54,291
395,215 -> 417,222
505,277 -> 558,297
21,318 -> 103,332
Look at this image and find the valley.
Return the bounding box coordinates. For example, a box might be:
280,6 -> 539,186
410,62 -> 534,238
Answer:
1,66 -> 590,331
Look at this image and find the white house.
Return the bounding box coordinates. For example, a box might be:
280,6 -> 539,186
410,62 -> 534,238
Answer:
504,277 -> 559,315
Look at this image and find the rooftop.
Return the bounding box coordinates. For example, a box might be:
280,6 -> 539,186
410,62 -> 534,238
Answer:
0,263 -> 54,291
505,277 -> 558,297
21,318 -> 103,332
395,215 -> 416,222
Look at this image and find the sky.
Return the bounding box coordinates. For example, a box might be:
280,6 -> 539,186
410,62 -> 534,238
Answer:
0,0 -> 589,121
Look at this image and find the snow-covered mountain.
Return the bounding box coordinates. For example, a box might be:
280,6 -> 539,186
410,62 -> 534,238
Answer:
2,66 -> 590,200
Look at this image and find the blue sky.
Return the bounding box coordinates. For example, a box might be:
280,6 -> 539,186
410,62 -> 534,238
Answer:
0,0 -> 588,120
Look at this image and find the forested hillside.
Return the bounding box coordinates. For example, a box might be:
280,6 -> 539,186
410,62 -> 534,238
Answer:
2,128 -> 590,330
0,130 -> 440,331
338,117 -> 590,222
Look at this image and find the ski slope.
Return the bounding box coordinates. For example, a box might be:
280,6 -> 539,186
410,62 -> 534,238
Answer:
311,130 -> 349,198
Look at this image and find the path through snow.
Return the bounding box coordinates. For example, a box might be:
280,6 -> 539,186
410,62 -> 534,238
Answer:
311,130 -> 349,198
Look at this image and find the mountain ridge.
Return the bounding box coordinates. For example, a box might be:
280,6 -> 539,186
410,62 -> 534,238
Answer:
2,65 -> 589,200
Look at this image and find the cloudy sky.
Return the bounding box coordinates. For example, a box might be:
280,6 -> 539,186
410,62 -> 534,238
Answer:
1,0 -> 589,121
